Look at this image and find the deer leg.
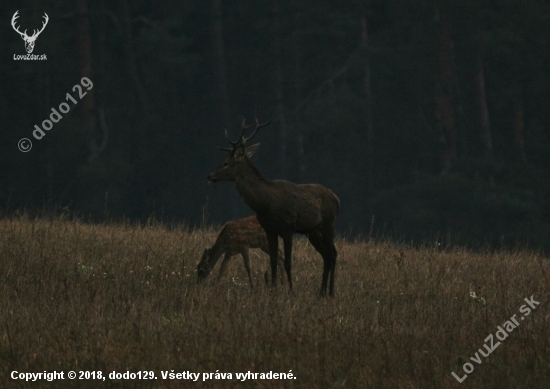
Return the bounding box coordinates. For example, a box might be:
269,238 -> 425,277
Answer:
327,237 -> 338,297
216,253 -> 231,283
282,234 -> 293,290
322,226 -> 337,297
260,244 -> 285,285
328,244 -> 337,297
278,253 -> 286,285
266,232 -> 279,286
241,250 -> 254,288
263,260 -> 286,285
308,231 -> 331,297
320,252 -> 331,297
260,245 -> 273,285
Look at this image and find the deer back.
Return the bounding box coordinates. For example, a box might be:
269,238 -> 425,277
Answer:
212,215 -> 266,254
250,181 -> 340,235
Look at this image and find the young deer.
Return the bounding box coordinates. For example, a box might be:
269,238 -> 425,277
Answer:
197,215 -> 284,286
207,118 -> 340,296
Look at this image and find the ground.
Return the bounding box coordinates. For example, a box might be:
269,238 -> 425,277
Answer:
0,216 -> 548,388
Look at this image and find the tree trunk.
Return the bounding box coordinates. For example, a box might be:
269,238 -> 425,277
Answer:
40,67 -> 54,205
475,57 -> 493,161
361,15 -> 374,192
119,0 -> 149,119
273,0 -> 288,178
512,91 -> 528,165
293,6 -> 305,180
211,0 -> 241,218
473,56 -> 496,185
96,0 -> 109,157
433,9 -> 456,175
76,0 -> 99,162
211,0 -> 230,127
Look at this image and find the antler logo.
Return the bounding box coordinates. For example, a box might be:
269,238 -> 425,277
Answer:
11,10 -> 49,54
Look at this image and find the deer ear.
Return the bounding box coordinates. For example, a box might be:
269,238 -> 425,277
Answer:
245,143 -> 260,158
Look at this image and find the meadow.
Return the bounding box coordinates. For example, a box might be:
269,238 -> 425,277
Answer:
0,215 -> 548,388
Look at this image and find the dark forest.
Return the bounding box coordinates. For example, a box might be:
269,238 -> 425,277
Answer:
2,0 -> 550,249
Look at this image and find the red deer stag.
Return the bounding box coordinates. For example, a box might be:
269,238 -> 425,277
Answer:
197,215 -> 284,286
207,118 -> 340,296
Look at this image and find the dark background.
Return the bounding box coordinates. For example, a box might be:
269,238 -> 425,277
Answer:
2,0 -> 550,249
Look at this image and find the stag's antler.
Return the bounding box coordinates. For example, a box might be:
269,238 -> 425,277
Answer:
220,117 -> 270,151
11,11 -> 26,38
32,13 -> 49,39
11,11 -> 49,41
241,116 -> 270,145
223,117 -> 257,146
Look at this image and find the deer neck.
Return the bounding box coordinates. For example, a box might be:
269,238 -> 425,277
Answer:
234,160 -> 273,212
209,243 -> 226,264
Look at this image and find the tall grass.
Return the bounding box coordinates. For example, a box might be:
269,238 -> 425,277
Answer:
0,215 -> 548,388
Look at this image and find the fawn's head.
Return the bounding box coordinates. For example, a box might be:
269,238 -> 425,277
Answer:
207,117 -> 269,183
197,248 -> 214,281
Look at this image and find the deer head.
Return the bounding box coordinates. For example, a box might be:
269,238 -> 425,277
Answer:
197,248 -> 214,281
12,11 -> 49,54
207,117 -> 269,183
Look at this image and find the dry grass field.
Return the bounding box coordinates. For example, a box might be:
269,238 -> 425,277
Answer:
0,215 -> 548,388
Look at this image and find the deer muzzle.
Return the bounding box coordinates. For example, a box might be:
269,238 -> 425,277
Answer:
197,268 -> 209,283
